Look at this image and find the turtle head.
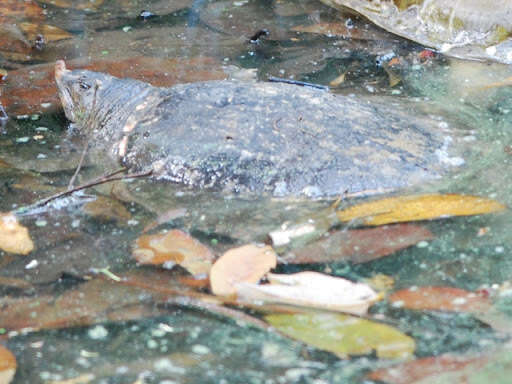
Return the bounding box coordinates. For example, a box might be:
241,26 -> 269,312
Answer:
55,60 -> 112,125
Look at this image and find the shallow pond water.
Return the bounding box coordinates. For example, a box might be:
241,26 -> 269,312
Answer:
2,0 -> 512,383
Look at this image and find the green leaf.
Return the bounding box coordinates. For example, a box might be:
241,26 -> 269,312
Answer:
265,313 -> 415,359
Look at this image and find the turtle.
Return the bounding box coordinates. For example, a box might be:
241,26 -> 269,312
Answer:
317,0 -> 512,64
54,60 -> 463,197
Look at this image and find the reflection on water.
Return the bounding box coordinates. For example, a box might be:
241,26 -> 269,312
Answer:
1,0 -> 512,382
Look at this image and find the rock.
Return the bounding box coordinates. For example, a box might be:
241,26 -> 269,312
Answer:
318,0 -> 512,64
55,60 -> 462,197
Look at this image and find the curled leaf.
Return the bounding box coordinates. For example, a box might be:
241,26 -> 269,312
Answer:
133,229 -> 214,276
337,194 -> 506,226
237,272 -> 378,315
210,244 -> 277,296
0,213 -> 34,255
266,313 -> 415,359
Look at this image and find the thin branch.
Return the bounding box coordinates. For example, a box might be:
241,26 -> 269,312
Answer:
67,139 -> 90,190
17,167 -> 152,213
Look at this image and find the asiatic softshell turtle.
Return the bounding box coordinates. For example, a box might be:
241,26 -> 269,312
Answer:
55,60 -> 462,197
318,0 -> 512,64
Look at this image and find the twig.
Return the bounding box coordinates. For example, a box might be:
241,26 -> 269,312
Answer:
67,139 -> 90,190
17,167 -> 152,213
268,76 -> 329,91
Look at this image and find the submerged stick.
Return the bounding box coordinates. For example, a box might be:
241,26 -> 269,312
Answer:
16,168 -> 153,214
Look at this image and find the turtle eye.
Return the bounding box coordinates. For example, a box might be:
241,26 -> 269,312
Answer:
78,78 -> 91,90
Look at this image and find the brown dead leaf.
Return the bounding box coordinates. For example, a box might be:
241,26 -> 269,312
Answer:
83,195 -> 131,223
0,344 -> 16,384
37,0 -> 104,10
337,194 -> 506,226
0,213 -> 34,255
19,22 -> 73,43
389,286 -> 492,313
1,57 -> 227,116
366,354 -> 488,384
133,229 -> 214,276
0,0 -> 44,21
210,244 -> 277,296
237,272 -> 379,315
286,224 -> 433,264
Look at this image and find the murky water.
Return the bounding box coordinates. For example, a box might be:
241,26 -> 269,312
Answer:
2,0 -> 512,383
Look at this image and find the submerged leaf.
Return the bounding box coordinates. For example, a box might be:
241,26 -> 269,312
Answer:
237,272 -> 378,315
266,313 -> 415,359
0,213 -> 34,255
367,354 -> 488,384
133,229 -> 214,276
83,195 -> 131,223
0,345 -> 16,384
210,244 -> 277,296
19,22 -> 73,43
287,224 -> 433,264
389,286 -> 492,313
337,194 -> 506,226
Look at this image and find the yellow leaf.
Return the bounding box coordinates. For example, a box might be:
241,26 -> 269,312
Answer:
265,313 -> 415,359
0,213 -> 34,255
19,22 -> 72,43
210,244 -> 277,297
0,344 -> 16,384
337,194 -> 506,226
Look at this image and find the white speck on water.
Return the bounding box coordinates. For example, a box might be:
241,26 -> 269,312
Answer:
153,358 -> 186,374
30,114 -> 40,120
495,246 -> 505,254
35,219 -> 47,227
35,126 -> 48,131
147,339 -> 158,349
37,153 -> 47,159
127,219 -> 139,226
285,368 -> 313,381
417,241 -> 429,248
122,26 -> 132,32
88,325 -> 108,340
25,259 -> 39,269
71,219 -> 80,228
16,137 -> 30,143
192,344 -> 210,355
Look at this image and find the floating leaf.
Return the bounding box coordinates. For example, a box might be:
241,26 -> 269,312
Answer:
286,224 -> 433,264
389,286 -> 492,313
133,229 -> 214,276
237,272 -> 378,315
0,345 -> 16,384
337,194 -> 506,226
265,313 -> 415,359
19,22 -> 73,43
0,213 -> 34,255
367,354 -> 489,384
210,244 -> 277,296
83,195 -> 131,223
